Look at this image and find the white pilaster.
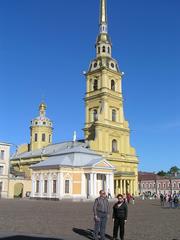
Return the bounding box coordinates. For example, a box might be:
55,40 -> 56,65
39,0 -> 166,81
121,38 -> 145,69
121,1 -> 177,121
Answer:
48,173 -> 52,198
40,173 -> 43,198
59,172 -> 64,198
31,174 -> 35,198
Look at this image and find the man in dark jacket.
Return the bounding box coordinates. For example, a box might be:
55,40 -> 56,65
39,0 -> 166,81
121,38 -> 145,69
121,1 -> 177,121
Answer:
93,190 -> 109,240
112,194 -> 128,240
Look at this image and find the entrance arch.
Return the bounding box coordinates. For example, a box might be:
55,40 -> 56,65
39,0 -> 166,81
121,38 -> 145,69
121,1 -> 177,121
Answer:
14,183 -> 23,198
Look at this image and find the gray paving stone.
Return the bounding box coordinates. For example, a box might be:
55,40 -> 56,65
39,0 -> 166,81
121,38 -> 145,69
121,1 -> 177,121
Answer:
0,199 -> 179,240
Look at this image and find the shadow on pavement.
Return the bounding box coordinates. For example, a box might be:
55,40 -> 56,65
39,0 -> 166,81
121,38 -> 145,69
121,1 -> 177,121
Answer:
72,228 -> 112,240
0,236 -> 64,240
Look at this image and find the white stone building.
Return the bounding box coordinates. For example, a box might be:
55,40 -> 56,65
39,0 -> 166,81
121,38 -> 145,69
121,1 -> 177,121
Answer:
31,145 -> 115,200
0,142 -> 11,198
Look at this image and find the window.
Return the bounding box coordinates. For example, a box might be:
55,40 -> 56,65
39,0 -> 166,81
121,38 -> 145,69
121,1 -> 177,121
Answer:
49,135 -> 51,143
111,62 -> 115,68
178,183 -> 180,188
53,180 -> 57,193
112,109 -> 116,122
98,47 -> 100,54
35,133 -> 38,142
94,62 -> 97,68
111,80 -> 115,91
65,180 -> 70,194
108,47 -> 110,54
93,79 -> 98,91
43,121 -> 46,125
102,46 -> 106,52
93,109 -> 98,122
42,133 -> 46,142
36,180 -> 39,193
163,184 -> 166,188
44,180 -> 48,193
112,139 -> 117,152
0,166 -> 3,175
0,150 -> 5,160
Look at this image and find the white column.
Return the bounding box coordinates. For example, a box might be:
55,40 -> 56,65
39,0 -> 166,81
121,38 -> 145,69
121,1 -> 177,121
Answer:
90,173 -> 94,197
31,174 -> 35,198
106,174 -> 110,194
109,173 -> 114,198
130,180 -> 133,194
48,173 -> 52,198
81,173 -> 86,198
59,172 -> 64,198
93,173 -> 97,197
123,180 -> 126,194
40,173 -> 43,198
120,180 -> 122,194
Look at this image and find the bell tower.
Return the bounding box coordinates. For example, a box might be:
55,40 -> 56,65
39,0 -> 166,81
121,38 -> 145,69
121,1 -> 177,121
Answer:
84,0 -> 139,195
30,102 -> 53,151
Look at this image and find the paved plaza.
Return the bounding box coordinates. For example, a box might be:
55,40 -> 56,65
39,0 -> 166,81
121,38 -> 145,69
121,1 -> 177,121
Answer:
0,199 -> 179,240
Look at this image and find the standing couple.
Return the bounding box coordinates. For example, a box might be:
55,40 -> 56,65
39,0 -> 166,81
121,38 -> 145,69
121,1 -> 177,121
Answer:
93,190 -> 128,240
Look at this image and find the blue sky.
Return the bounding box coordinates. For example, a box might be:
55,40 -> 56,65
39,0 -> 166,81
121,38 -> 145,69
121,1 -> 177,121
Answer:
0,0 -> 179,172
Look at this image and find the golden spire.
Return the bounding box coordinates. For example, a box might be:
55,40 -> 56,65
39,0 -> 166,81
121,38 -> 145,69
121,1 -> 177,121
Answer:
39,102 -> 47,117
99,0 -> 108,34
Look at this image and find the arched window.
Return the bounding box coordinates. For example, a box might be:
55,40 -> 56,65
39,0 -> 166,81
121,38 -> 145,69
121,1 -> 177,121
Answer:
93,109 -> 98,122
49,134 -> 51,143
98,47 -> 100,54
111,80 -> 115,91
112,109 -> 116,122
112,139 -> 117,152
34,133 -> 38,142
42,133 -> 46,142
102,46 -> 106,53
108,47 -> 110,54
93,79 -> 98,91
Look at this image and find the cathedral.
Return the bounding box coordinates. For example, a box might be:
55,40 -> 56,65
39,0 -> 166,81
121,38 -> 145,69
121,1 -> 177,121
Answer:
11,0 -> 139,198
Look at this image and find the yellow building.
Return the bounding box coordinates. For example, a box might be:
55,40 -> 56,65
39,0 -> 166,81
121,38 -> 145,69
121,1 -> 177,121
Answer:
11,102 -> 53,177
11,0 -> 139,197
84,0 -> 139,195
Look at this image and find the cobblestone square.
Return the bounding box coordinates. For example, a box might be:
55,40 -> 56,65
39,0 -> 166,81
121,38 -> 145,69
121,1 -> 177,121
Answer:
0,199 -> 179,240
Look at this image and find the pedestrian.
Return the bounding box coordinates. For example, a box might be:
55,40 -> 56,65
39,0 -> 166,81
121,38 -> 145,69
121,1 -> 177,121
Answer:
173,195 -> 179,209
93,190 -> 109,240
160,193 -> 164,207
112,194 -> 128,240
131,194 -> 135,205
107,188 -> 112,199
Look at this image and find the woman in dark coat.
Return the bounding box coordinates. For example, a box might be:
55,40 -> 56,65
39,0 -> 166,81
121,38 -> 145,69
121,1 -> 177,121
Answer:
112,194 -> 128,240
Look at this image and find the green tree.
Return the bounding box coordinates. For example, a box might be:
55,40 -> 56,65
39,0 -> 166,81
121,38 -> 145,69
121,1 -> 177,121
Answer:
157,170 -> 167,176
168,166 -> 180,174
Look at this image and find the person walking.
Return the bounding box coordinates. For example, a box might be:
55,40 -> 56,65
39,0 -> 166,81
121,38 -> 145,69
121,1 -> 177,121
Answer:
112,194 -> 128,240
93,190 -> 109,240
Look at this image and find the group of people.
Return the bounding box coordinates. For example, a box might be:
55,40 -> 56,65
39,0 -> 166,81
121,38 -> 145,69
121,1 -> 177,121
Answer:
160,192 -> 180,208
93,190 -> 128,240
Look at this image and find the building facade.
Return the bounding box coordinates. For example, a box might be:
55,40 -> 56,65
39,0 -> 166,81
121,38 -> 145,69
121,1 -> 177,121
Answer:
0,142 -> 11,198
84,0 -> 139,195
138,172 -> 180,195
31,145 -> 115,199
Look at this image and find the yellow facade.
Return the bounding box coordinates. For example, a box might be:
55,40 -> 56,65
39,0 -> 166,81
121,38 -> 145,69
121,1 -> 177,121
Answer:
30,102 -> 53,151
84,0 -> 139,195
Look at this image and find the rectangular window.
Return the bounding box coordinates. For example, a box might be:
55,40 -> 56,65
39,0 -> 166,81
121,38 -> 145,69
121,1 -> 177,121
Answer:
35,134 -> 38,142
0,166 -> 3,175
53,180 -> 57,194
42,134 -> 46,142
44,180 -> 48,193
65,180 -> 70,194
36,180 -> 39,193
0,150 -> 5,160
